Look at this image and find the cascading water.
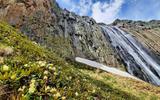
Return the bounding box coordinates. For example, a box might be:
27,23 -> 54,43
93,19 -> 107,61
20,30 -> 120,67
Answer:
101,25 -> 160,86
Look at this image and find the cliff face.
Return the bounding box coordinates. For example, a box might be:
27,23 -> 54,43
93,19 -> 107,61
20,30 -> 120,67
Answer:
0,0 -> 53,26
58,10 -> 122,67
0,0 -> 123,68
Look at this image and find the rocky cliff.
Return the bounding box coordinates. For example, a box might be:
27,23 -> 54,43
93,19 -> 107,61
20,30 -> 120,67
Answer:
0,0 -> 124,68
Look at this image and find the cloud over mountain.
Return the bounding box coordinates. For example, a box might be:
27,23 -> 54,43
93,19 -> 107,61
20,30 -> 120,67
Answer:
56,0 -> 160,24
91,0 -> 124,24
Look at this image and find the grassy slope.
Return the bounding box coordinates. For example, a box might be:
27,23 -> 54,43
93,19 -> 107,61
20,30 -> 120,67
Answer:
0,22 -> 160,99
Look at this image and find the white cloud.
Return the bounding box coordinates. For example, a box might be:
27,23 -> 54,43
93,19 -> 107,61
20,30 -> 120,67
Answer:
57,0 -> 124,24
91,0 -> 124,24
56,0 -> 93,16
69,0 -> 93,16
78,0 -> 93,16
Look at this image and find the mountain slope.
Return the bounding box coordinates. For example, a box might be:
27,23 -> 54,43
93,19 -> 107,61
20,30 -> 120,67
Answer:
1,0 -> 160,99
1,22 -> 160,99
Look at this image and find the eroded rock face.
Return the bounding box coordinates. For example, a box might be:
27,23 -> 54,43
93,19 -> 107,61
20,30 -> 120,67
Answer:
0,0 -> 52,25
58,10 -> 121,67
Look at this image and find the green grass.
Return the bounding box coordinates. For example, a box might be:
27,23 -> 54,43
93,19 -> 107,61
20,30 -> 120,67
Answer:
0,21 -> 160,100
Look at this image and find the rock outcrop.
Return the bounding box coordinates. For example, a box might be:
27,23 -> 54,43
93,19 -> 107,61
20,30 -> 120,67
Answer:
58,10 -> 121,66
0,0 -> 52,26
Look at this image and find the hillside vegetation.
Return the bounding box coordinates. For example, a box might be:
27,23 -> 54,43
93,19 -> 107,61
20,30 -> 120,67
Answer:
0,22 -> 160,99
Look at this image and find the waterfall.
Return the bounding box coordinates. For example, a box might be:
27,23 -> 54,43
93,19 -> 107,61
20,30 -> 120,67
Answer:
101,25 -> 160,86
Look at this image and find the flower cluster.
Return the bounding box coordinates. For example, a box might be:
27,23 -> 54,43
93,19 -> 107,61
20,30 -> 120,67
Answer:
28,79 -> 36,94
0,61 -> 74,99
37,61 -> 47,67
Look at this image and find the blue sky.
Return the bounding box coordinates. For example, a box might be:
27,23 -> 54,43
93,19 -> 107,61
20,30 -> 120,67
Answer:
56,0 -> 160,24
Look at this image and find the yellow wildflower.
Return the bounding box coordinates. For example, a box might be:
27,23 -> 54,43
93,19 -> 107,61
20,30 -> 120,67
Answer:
28,79 -> 36,94
31,79 -> 36,83
28,86 -> 36,93
49,66 -> 56,71
62,96 -> 66,100
50,88 -> 57,93
2,65 -> 9,72
10,74 -> 16,80
54,92 -> 61,98
92,89 -> 96,93
24,64 -> 28,67
30,83 -> 35,87
45,86 -> 51,92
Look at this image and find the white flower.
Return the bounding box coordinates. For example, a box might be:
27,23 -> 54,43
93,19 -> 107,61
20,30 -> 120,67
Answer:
49,67 -> 56,71
75,92 -> 78,96
47,64 -> 53,67
54,72 -> 58,75
69,76 -> 72,80
62,96 -> 66,100
18,88 -> 23,92
2,65 -> 9,72
44,70 -> 49,75
32,41 -> 38,45
18,86 -> 26,92
37,61 -> 47,67
43,76 -> 48,80
22,86 -> 26,89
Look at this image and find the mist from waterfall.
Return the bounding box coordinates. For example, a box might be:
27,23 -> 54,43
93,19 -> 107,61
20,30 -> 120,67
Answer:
101,25 -> 160,85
